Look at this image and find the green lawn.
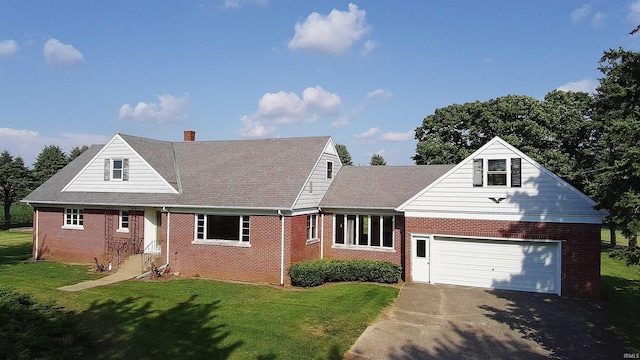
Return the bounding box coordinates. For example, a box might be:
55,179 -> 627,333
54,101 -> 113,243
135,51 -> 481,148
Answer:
0,231 -> 398,359
600,228 -> 640,351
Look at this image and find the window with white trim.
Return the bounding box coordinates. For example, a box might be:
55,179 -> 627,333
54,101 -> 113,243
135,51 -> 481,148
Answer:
334,214 -> 393,248
64,208 -> 84,228
104,158 -> 129,181
326,161 -> 333,179
195,214 -> 250,242
473,158 -> 522,187
307,214 -> 318,240
119,210 -> 129,232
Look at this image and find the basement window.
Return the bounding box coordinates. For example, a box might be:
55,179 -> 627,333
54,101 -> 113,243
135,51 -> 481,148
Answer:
195,214 -> 250,243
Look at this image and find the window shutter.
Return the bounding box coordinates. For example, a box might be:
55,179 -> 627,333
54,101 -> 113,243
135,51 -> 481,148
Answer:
473,159 -> 483,187
511,158 -> 521,187
104,159 -> 110,181
123,158 -> 129,181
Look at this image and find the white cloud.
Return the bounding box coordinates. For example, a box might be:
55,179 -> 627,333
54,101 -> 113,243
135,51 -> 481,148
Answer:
288,3 -> 370,55
0,128 -> 109,167
571,4 -> 590,23
354,127 -> 380,139
591,11 -> 606,27
239,86 -> 342,137
557,78 -> 598,93
366,89 -> 392,100
380,130 -> 413,142
629,1 -> 640,22
360,39 -> 378,56
219,0 -> 269,9
330,116 -> 349,129
0,39 -> 18,57
374,149 -> 386,156
119,94 -> 191,123
43,38 -> 84,66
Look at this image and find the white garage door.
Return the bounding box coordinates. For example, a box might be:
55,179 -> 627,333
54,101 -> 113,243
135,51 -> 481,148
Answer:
429,236 -> 560,295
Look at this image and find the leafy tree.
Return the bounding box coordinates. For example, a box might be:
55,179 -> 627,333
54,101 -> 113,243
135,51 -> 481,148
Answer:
370,154 -> 386,166
588,48 -> 640,250
335,144 -> 353,166
0,151 -> 31,229
413,92 -> 595,192
32,145 -> 67,187
68,145 -> 89,162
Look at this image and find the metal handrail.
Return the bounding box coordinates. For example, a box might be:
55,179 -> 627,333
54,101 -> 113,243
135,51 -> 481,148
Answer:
141,241 -> 161,272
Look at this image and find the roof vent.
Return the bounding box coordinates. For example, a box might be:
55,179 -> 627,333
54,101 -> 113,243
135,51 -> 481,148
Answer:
184,130 -> 196,142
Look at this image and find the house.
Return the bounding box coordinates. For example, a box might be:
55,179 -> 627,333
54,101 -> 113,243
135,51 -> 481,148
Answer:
23,131 -> 606,298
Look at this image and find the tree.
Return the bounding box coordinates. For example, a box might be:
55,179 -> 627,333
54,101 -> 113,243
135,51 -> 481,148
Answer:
68,145 -> 89,162
370,154 -> 386,166
588,48 -> 640,250
412,92 -> 595,192
335,144 -> 353,166
0,151 -> 31,229
32,145 -> 68,187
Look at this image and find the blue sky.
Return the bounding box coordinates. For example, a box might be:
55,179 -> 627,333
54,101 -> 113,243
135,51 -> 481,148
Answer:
1,1 -> 640,167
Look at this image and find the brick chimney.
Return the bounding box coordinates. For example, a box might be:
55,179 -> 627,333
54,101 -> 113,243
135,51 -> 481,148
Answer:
184,130 -> 196,142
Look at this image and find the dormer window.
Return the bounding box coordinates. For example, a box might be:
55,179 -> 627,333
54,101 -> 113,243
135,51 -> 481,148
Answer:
104,158 -> 129,181
327,161 -> 333,179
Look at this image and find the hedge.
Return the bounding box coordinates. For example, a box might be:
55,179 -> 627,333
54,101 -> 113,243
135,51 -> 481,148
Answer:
288,259 -> 402,287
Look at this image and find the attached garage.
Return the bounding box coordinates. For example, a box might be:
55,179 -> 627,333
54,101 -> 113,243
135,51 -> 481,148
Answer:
412,235 -> 561,295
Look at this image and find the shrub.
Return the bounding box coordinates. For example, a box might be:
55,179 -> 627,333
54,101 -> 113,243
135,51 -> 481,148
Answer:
609,245 -> 640,266
288,259 -> 401,287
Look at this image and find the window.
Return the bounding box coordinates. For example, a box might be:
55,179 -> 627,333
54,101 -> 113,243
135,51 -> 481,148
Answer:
473,158 -> 522,187
64,208 -> 83,228
487,159 -> 507,186
104,158 -> 129,181
326,161 -> 333,179
119,210 -> 129,231
195,214 -> 250,242
307,214 -> 318,240
334,214 -> 393,249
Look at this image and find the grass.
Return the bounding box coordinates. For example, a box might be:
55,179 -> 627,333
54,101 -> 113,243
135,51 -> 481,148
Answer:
600,228 -> 640,352
0,231 -> 398,359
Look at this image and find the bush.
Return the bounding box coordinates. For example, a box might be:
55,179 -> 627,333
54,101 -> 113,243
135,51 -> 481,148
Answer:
288,259 -> 401,287
0,203 -> 33,228
609,245 -> 640,266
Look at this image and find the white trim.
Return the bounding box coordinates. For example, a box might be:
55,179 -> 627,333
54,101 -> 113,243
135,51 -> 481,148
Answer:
166,210 -> 171,264
332,213 -> 395,249
194,214 -> 250,242
403,210 -> 604,224
110,158 -> 124,181
320,213 -> 324,259
191,240 -> 250,248
280,211 -> 285,286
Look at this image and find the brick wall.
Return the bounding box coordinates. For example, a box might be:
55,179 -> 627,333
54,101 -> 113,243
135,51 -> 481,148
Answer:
167,213 -> 288,284
289,215 -> 321,264
405,217 -> 601,298
34,207 -> 144,265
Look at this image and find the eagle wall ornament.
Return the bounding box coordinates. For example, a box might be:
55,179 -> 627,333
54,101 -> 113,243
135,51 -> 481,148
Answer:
488,197 -> 506,204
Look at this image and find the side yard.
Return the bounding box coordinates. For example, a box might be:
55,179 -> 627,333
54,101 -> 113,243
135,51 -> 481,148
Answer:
0,231 -> 398,359
600,229 -> 640,351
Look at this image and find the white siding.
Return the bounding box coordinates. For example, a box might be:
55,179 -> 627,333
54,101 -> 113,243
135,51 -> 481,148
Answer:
401,138 -> 603,223
292,150 -> 341,210
63,135 -> 177,193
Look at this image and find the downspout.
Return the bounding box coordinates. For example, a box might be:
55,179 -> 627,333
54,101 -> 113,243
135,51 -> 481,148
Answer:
34,207 -> 39,260
320,209 -> 324,260
279,210 -> 285,286
166,210 -> 171,265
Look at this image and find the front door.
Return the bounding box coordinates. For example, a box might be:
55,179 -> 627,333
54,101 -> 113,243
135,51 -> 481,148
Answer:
412,235 -> 430,283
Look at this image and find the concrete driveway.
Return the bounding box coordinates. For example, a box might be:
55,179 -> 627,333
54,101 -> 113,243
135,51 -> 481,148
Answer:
347,283 -> 630,359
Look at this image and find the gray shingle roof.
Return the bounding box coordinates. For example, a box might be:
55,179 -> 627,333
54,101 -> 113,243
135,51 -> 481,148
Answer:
23,135 -> 333,210
319,165 -> 455,209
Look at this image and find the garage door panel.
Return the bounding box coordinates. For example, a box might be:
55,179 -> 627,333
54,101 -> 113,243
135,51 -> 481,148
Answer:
430,236 -> 559,294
